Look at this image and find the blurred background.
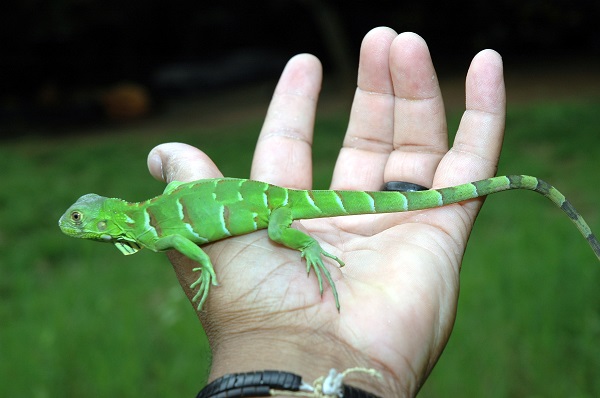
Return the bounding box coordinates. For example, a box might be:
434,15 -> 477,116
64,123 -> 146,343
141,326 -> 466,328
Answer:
1,1 -> 599,397
1,0 -> 599,133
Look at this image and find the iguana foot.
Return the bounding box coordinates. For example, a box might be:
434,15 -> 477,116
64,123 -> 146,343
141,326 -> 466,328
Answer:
301,243 -> 343,311
190,266 -> 217,311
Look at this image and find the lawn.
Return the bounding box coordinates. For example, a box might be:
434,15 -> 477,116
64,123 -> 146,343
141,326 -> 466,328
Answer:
1,96 -> 599,397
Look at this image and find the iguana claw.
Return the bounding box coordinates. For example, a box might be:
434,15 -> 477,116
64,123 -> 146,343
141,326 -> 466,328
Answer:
190,266 -> 217,311
301,243 -> 343,311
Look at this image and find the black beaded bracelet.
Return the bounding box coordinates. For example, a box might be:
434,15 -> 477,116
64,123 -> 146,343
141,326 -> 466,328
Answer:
196,370 -> 381,398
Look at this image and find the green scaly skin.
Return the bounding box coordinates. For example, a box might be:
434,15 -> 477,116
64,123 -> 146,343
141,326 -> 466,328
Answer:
59,175 -> 600,311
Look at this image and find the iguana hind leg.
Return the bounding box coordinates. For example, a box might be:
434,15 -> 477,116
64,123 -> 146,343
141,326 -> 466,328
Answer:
268,207 -> 343,311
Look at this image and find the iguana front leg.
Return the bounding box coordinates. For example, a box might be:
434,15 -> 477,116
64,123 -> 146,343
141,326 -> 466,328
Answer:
154,235 -> 218,310
268,207 -> 344,311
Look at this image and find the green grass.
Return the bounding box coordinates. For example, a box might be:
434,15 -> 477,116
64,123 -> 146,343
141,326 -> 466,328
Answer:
1,98 -> 599,397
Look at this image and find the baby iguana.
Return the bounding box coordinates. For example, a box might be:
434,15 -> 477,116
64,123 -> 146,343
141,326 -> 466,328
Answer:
59,176 -> 600,311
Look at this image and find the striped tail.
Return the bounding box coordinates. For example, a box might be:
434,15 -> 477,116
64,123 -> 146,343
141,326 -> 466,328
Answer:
289,175 -> 600,261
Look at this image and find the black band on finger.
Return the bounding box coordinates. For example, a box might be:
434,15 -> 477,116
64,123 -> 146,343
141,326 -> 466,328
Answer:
382,181 -> 429,192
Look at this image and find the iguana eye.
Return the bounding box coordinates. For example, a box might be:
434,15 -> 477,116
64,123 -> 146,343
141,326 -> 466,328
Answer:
70,211 -> 82,222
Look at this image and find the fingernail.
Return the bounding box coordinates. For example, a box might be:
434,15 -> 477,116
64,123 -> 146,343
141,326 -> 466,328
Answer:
147,151 -> 166,182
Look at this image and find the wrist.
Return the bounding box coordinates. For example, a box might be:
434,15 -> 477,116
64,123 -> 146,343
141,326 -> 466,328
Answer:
198,369 -> 384,398
203,326 -> 406,397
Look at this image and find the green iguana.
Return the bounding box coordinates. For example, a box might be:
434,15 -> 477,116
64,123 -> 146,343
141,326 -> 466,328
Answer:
59,175 -> 600,311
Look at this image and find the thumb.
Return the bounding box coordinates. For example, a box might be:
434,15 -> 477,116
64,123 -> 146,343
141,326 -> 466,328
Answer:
147,142 -> 223,183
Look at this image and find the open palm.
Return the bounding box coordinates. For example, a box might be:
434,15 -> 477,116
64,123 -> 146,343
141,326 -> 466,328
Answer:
147,28 -> 505,397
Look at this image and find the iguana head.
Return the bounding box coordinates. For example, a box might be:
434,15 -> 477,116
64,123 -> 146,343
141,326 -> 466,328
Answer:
60,194 -> 143,255
59,193 -> 118,242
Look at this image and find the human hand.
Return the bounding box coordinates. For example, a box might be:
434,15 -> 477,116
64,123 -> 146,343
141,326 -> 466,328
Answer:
147,28 -> 505,396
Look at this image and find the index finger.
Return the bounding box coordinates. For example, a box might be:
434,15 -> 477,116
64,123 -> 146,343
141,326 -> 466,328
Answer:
250,54 -> 323,189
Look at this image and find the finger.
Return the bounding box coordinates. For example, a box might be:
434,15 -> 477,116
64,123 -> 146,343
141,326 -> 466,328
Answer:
384,32 -> 448,187
250,53 -> 322,189
147,142 -> 222,183
331,26 -> 398,190
434,49 -> 505,189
